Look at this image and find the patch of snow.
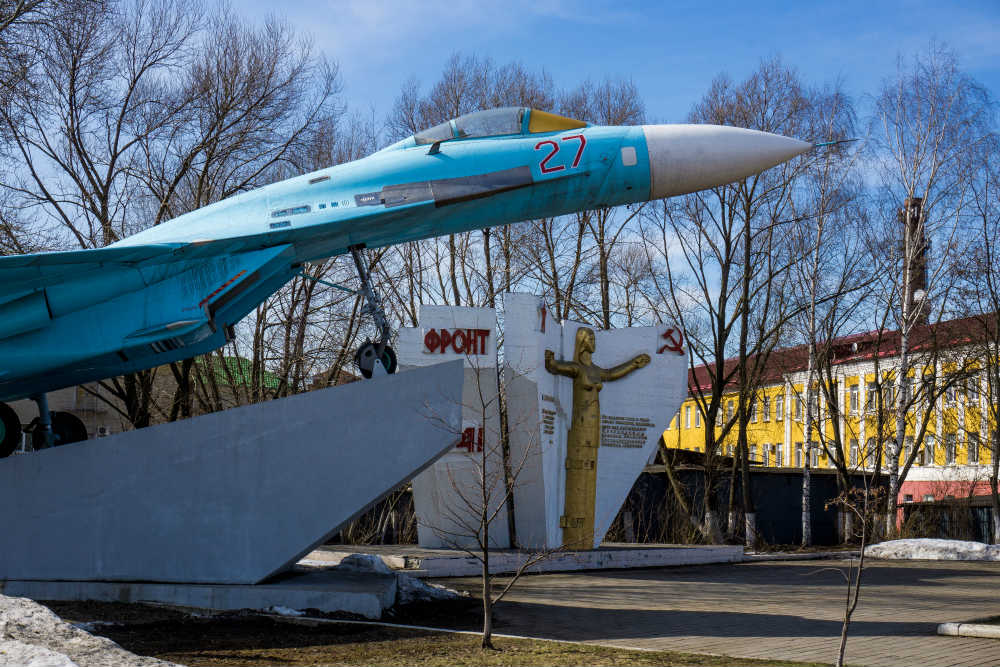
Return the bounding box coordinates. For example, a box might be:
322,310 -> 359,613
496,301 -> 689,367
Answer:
865,538 -> 1000,561
395,574 -> 463,605
267,606 -> 305,617
330,552 -> 463,606
0,594 -> 178,667
335,553 -> 395,575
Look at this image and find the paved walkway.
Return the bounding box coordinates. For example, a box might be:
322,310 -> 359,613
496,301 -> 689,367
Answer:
444,559 -> 1000,667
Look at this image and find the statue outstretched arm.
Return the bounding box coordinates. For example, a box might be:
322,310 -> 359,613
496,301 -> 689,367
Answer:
602,353 -> 651,381
544,349 -> 579,378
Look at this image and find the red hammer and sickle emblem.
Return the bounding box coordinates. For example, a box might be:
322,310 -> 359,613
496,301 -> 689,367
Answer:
658,328 -> 684,355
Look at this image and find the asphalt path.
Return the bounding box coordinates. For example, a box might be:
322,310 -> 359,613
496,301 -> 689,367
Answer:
443,559 -> 1000,667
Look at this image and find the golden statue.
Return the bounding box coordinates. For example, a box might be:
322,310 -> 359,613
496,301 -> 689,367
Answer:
545,327 -> 650,549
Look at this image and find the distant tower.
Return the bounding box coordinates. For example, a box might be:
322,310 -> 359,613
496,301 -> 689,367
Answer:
899,197 -> 929,325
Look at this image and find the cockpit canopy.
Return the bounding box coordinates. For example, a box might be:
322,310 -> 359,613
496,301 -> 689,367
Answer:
414,107 -> 587,145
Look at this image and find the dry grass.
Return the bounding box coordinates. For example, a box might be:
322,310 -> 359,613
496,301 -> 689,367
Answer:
43,601 -> 826,667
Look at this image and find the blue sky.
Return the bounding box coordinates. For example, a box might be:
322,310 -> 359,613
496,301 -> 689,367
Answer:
232,0 -> 999,125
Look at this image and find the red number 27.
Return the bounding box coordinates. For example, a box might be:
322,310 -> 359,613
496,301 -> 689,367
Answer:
535,134 -> 586,174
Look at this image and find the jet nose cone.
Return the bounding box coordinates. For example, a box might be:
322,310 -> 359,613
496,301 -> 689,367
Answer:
642,124 -> 811,200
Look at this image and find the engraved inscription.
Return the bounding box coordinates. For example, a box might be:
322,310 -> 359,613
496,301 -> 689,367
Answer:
541,408 -> 556,436
600,415 -> 655,449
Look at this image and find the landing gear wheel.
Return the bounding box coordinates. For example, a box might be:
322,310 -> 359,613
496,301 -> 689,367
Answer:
31,411 -> 87,450
0,402 -> 21,458
355,342 -> 398,379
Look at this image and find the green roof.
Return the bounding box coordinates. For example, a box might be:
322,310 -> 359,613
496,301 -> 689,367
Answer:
197,356 -> 281,390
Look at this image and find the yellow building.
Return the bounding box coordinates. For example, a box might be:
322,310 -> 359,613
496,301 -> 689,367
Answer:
664,317 -> 996,478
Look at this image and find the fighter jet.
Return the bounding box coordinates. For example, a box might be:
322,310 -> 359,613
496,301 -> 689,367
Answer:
0,107 -> 812,455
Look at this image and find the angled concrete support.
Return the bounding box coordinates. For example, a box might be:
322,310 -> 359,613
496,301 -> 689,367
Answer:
0,361 -> 462,584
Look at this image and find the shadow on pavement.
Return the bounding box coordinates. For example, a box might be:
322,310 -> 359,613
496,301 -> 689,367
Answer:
491,599 -> 934,641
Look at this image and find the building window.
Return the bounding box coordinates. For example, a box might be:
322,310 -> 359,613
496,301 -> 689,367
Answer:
925,435 -> 935,466
904,494 -> 914,502
866,381 -> 879,411
966,376 -> 980,404
750,445 -> 757,461
969,432 -> 980,464
905,436 -> 914,464
849,439 -> 859,467
776,395 -> 784,421
849,385 -> 859,414
795,442 -> 803,467
726,399 -> 734,422
945,433 -> 956,465
695,409 -> 701,428
945,382 -> 956,405
750,399 -> 757,423
810,442 -> 819,468
762,396 -> 770,422
923,494 -> 935,502
762,443 -> 770,466
685,406 -> 691,429
794,397 -> 803,421
809,394 -> 820,421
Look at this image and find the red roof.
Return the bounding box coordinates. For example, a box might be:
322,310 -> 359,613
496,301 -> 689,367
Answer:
687,313 -> 997,394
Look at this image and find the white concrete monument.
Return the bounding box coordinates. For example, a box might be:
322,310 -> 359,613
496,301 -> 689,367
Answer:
398,305 -> 510,548
503,293 -> 687,549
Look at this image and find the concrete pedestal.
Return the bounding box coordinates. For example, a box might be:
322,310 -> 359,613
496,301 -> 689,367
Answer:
0,361 -> 463,584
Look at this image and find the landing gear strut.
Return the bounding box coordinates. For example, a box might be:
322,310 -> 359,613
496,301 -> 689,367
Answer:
349,245 -> 397,379
27,394 -> 87,450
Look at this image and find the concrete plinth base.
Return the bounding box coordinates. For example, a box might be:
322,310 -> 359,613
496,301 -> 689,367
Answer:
1,361 -> 463,584
303,543 -> 744,578
1,568 -> 397,620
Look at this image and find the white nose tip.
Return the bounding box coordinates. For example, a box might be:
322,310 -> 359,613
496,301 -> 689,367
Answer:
642,124 -> 811,199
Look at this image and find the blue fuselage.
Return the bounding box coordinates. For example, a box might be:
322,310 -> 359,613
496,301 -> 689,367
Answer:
0,124 -> 652,402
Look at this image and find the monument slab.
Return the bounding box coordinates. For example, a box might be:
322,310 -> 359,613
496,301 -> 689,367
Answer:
0,361 -> 463,584
504,293 -> 687,549
399,305 -> 510,548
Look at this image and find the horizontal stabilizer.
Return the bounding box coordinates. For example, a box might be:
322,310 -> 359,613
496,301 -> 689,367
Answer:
0,238 -> 277,295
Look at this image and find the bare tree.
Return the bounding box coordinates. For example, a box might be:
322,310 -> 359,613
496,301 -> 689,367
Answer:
420,358 -> 558,650
869,42 -> 994,534
641,59 -> 833,543
558,78 -> 647,329
785,85 -> 865,546
954,133 -> 1000,540
0,1 -> 343,427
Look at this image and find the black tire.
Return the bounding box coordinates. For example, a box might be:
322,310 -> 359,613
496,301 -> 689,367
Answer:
355,343 -> 398,379
0,402 -> 21,458
381,345 -> 398,375
31,411 -> 88,449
